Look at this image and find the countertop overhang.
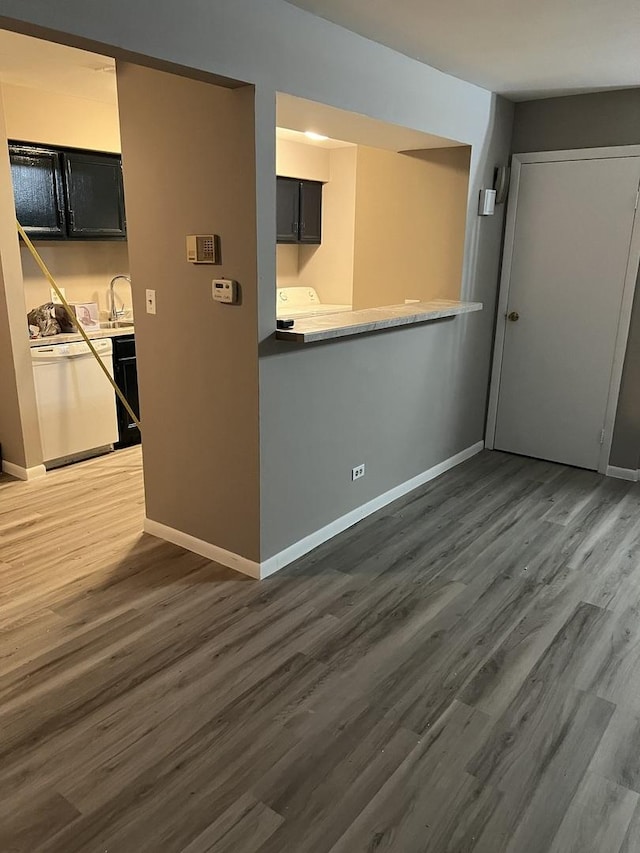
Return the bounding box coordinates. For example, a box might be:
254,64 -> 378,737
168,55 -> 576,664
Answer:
275,300 -> 483,343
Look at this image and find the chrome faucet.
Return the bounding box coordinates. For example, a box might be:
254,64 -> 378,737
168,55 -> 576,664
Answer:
109,275 -> 131,323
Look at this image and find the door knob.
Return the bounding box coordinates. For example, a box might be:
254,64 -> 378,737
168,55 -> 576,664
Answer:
507,311 -> 520,322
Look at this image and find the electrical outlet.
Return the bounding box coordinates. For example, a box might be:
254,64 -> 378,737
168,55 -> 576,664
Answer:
145,289 -> 156,315
352,463 -> 365,481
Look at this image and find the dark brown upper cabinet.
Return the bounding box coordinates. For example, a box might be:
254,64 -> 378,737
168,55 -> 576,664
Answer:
9,145 -> 66,238
276,176 -> 322,245
276,177 -> 300,243
9,141 -> 127,241
299,180 -> 322,244
63,151 -> 126,238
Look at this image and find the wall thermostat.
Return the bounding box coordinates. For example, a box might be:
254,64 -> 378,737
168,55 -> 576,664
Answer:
212,279 -> 238,304
186,234 -> 219,264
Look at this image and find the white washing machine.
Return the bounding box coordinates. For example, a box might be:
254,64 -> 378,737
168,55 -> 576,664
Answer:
31,338 -> 119,467
277,286 -> 351,319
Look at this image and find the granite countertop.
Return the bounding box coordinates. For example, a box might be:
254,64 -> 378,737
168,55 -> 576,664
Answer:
275,300 -> 483,343
28,326 -> 135,348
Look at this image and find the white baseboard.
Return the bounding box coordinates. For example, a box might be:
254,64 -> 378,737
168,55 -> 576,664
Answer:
145,440 -> 484,580
143,518 -> 261,579
1,460 -> 47,481
260,440 -> 485,578
606,465 -> 639,482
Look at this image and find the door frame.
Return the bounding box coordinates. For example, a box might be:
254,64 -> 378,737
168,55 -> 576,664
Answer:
485,145 -> 640,474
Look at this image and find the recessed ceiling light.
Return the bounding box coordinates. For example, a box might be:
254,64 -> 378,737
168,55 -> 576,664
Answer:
304,131 -> 328,141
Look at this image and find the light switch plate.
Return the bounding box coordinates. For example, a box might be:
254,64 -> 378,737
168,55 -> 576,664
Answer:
146,289 -> 157,315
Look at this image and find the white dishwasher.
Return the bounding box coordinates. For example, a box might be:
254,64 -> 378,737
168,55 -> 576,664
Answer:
32,338 -> 119,467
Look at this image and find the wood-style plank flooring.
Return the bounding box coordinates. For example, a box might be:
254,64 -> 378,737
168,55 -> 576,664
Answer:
2,447 -> 640,851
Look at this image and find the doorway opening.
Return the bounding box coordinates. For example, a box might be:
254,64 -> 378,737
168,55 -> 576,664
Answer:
0,25 -> 262,572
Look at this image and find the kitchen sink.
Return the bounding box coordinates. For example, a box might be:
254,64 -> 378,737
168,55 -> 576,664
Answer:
100,320 -> 135,329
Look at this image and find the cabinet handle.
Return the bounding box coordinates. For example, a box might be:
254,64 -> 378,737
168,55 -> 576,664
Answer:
68,208 -> 75,230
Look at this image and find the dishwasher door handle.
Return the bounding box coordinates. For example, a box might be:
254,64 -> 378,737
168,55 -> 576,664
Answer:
32,348 -> 111,361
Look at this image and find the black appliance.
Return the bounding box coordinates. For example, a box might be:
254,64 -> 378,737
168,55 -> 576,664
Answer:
113,334 -> 141,448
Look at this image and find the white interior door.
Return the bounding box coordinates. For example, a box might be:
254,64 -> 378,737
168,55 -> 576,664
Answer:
494,155 -> 640,470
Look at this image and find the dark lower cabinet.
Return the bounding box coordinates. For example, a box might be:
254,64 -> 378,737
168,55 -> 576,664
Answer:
10,145 -> 66,238
276,176 -> 322,244
113,335 -> 141,448
63,152 -> 126,238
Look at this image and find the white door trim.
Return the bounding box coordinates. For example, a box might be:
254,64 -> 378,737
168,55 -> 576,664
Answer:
485,153 -> 524,452
600,197 -> 640,472
511,146 -> 640,164
486,147 -> 640,474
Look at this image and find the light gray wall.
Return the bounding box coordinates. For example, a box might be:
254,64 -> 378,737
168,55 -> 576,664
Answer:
512,89 -> 640,470
0,0 -> 514,559
258,95 -> 512,558
512,90 -> 640,154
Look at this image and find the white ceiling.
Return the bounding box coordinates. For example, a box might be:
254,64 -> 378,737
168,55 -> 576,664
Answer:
0,30 -> 116,104
0,30 -> 462,151
285,0 -> 640,100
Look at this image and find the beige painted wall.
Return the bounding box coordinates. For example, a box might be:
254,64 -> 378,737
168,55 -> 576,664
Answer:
0,91 -> 42,470
297,146 -> 356,305
20,242 -> 130,317
276,137 -> 329,181
2,82 -> 121,152
276,141 -> 467,310
117,63 -> 260,561
352,145 -> 471,309
276,244 -> 300,287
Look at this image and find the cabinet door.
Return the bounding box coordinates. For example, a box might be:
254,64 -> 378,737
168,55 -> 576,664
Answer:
299,180 -> 322,244
9,145 -> 66,238
63,151 -> 126,239
276,177 -> 299,243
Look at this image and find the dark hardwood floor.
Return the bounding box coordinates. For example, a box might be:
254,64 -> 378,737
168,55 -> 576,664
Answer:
1,447 -> 640,851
